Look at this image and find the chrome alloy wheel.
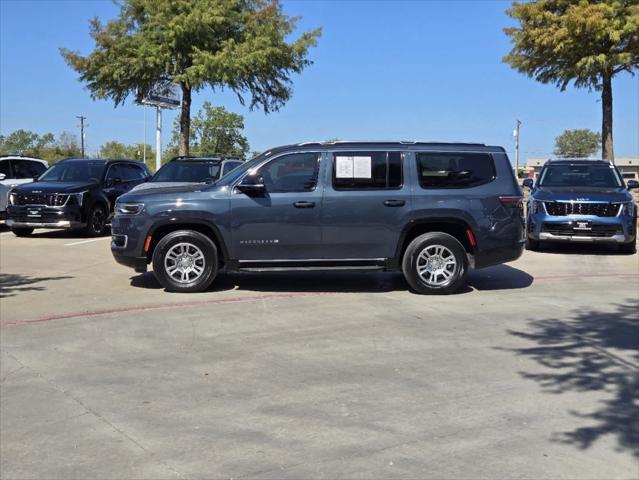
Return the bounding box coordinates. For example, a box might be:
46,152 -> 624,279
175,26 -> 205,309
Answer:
416,244 -> 458,287
164,242 -> 206,284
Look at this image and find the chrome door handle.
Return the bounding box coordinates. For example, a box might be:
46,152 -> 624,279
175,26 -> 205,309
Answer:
294,201 -> 315,208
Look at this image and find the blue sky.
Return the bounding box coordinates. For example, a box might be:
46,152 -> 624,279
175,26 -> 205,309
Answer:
1,0 -> 637,162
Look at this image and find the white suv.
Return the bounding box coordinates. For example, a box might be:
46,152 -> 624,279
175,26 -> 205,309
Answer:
0,156 -> 49,221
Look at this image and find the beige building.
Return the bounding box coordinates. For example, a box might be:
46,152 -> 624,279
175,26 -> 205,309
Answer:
525,157 -> 639,180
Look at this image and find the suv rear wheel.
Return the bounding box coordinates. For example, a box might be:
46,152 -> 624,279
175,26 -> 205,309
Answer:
152,230 -> 218,293
402,232 -> 469,295
11,227 -> 34,237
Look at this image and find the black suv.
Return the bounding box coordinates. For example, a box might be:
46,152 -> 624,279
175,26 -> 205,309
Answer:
7,158 -> 150,237
111,141 -> 525,295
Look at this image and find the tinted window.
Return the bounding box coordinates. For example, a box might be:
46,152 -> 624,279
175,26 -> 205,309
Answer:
11,160 -> 46,179
259,153 -> 319,192
416,152 -> 496,188
222,161 -> 242,176
120,164 -> 146,181
333,151 -> 402,189
539,164 -> 622,188
153,162 -> 221,183
105,164 -> 126,182
0,160 -> 12,178
39,161 -> 106,182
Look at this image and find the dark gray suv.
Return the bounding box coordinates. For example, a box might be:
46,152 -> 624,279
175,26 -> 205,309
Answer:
111,141 -> 525,294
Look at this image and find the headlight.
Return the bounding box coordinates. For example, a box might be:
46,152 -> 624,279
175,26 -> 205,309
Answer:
115,202 -> 144,215
529,199 -> 544,214
8,191 -> 17,205
69,191 -> 88,207
621,201 -> 636,217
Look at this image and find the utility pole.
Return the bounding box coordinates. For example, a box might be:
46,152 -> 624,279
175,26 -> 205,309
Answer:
513,119 -> 522,178
76,115 -> 87,158
143,105 -> 147,164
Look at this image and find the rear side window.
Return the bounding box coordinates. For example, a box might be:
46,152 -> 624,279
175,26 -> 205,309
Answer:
416,152 -> 495,189
333,151 -> 402,189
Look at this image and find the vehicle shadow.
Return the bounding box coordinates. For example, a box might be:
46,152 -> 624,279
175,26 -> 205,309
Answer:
500,299 -> 639,458
0,273 -> 73,298
535,242 -> 629,256
129,264 -> 533,294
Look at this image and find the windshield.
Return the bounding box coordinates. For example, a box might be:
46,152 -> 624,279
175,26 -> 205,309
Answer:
152,161 -> 221,183
539,164 -> 622,188
38,161 -> 106,183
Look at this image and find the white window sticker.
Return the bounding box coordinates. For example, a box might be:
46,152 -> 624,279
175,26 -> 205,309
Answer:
335,156 -> 354,178
353,156 -> 372,178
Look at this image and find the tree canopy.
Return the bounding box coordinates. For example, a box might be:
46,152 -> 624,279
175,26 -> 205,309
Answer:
167,102 -> 249,158
99,141 -> 156,171
503,0 -> 639,161
554,129 -> 601,158
61,0 -> 321,156
0,130 -> 81,161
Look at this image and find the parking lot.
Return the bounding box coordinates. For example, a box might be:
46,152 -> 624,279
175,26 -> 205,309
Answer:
1,227 -> 638,479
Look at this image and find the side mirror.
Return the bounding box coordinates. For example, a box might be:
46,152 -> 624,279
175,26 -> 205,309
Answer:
236,175 -> 266,195
32,175 -> 40,182
627,180 -> 639,190
0,173 -> 5,181
106,177 -> 122,188
522,178 -> 534,189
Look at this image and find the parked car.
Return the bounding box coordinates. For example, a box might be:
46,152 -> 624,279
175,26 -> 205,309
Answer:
523,159 -> 638,253
6,158 -> 151,237
130,156 -> 244,192
111,141 -> 524,294
0,155 -> 48,221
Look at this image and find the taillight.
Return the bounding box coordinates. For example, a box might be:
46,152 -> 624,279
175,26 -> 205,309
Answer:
499,196 -> 523,208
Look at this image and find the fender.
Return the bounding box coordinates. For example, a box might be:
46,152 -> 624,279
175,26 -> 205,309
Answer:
146,217 -> 230,261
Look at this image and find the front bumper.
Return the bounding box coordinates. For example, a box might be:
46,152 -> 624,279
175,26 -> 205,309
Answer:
6,204 -> 85,229
527,211 -> 636,244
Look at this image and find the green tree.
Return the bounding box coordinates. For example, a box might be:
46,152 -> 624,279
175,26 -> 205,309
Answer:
61,0 -> 320,156
503,0 -> 639,161
0,129 -> 55,157
554,129 -> 601,158
99,141 -> 156,171
169,102 -> 249,157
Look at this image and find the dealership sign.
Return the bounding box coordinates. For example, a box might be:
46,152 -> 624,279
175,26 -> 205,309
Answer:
140,82 -> 180,109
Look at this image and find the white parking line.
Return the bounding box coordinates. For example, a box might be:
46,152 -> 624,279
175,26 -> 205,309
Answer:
65,237 -> 112,246
0,232 -> 13,236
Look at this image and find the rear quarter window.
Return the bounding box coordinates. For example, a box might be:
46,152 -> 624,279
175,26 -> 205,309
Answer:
416,152 -> 496,189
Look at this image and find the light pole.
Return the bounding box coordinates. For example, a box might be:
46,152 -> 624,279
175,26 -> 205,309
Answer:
513,119 -> 522,178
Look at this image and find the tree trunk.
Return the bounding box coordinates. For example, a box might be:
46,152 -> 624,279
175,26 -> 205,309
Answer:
601,72 -> 614,162
179,83 -> 192,156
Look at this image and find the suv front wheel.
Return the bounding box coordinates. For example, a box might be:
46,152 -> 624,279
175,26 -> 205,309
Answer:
152,230 -> 218,293
402,232 -> 469,295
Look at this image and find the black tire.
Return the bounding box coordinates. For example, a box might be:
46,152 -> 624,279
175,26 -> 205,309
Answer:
11,227 -> 34,237
152,230 -> 218,293
402,232 -> 469,295
619,238 -> 636,255
526,237 -> 540,251
84,204 -> 107,237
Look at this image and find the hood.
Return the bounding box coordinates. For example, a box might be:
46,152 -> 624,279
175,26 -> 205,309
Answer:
533,186 -> 632,203
12,181 -> 98,194
130,181 -> 204,193
118,182 -> 215,203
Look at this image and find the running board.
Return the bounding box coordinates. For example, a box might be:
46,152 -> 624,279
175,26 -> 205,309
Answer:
238,265 -> 384,273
